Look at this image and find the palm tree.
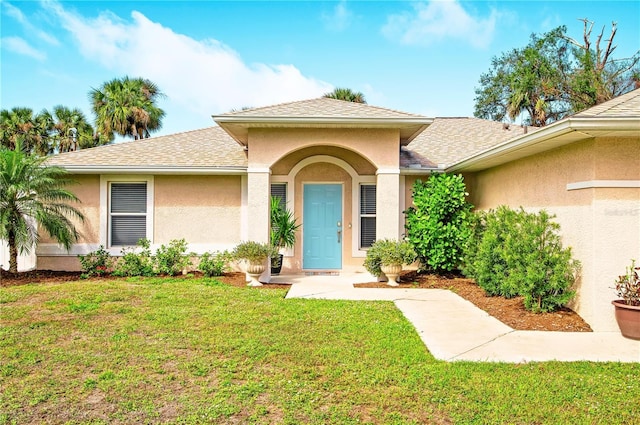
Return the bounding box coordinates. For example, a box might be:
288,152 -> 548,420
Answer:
90,76 -> 165,140
0,107 -> 52,155
47,105 -> 111,152
323,88 -> 367,103
0,141 -> 84,273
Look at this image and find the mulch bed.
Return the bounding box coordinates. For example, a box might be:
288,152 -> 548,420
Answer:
354,270 -> 592,332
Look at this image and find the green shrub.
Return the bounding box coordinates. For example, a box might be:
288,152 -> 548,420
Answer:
232,241 -> 277,264
460,211 -> 486,278
155,239 -> 191,276
517,210 -> 579,312
78,246 -> 113,278
473,206 -> 521,297
468,206 -> 579,312
112,238 -> 155,277
404,173 -> 473,272
198,250 -> 231,277
364,239 -> 416,277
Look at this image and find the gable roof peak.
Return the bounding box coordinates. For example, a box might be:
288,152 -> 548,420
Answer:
217,96 -> 427,119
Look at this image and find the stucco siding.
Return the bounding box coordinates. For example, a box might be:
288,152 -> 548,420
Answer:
39,174 -> 101,245
249,128 -> 400,169
272,145 -> 376,176
467,140 -> 595,209
594,137 -> 640,180
154,175 -> 242,246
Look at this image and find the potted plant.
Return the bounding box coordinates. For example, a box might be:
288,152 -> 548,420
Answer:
364,239 -> 416,286
612,259 -> 640,339
269,196 -> 301,274
232,241 -> 277,286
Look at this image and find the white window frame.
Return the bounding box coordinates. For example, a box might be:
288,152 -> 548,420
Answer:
359,183 -> 377,249
100,175 -> 154,254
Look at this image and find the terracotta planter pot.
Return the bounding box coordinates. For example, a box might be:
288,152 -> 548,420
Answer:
612,300 -> 640,340
381,264 -> 402,287
246,263 -> 265,287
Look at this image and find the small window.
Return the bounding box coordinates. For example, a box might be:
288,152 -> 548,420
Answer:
271,183 -> 287,210
360,184 -> 376,248
110,182 -> 147,246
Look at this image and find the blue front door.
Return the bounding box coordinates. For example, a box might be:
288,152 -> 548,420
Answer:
303,184 -> 342,269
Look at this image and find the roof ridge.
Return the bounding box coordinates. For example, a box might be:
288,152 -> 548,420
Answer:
222,98 -> 316,116
220,97 -> 426,118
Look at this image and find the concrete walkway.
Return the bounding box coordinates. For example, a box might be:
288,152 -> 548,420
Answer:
272,273 -> 640,363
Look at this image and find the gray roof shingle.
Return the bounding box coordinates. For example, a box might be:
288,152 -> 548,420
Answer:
405,117 -> 538,167
46,127 -> 247,169
574,88 -> 640,118
218,97 -> 425,119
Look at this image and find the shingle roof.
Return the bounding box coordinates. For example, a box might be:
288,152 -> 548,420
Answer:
46,127 -> 247,169
574,88 -> 640,118
405,117 -> 539,167
48,90 -> 637,172
218,97 -> 425,119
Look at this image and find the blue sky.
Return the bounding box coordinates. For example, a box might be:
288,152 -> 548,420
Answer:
2,0 -> 639,136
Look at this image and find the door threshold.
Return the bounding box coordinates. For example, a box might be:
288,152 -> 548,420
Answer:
304,271 -> 340,276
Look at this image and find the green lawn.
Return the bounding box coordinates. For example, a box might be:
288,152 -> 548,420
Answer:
1,277 -> 638,424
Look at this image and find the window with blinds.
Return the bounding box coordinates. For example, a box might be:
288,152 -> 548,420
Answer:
271,183 -> 287,210
360,184 -> 376,248
110,182 -> 147,246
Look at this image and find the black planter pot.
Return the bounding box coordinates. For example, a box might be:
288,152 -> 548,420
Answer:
271,254 -> 284,275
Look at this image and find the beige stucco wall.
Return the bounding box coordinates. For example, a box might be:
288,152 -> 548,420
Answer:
39,174 -> 101,245
154,175 -> 242,244
37,175 -> 100,271
38,174 -> 244,271
467,136 -> 640,331
248,128 -> 400,169
272,145 -> 376,176
253,128 -> 402,274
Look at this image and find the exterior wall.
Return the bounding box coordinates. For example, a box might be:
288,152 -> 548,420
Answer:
272,145 -> 376,176
253,128 -> 402,274
249,128 -> 400,169
467,136 -> 640,331
154,175 -> 242,246
37,174 -> 100,271
37,174 -> 244,271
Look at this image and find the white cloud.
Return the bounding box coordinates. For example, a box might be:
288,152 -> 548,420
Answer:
1,36 -> 46,60
41,0 -> 333,118
3,1 -> 60,46
382,0 -> 498,48
321,1 -> 353,32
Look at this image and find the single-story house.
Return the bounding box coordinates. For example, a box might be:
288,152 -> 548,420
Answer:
41,89 -> 640,332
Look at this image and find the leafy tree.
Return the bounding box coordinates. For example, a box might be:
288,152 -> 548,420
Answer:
0,107 -> 52,155
90,76 -> 165,140
565,19 -> 640,111
474,21 -> 640,126
0,141 -> 84,273
404,173 -> 473,272
46,105 -> 111,152
1,106 -> 111,155
323,88 -> 367,103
